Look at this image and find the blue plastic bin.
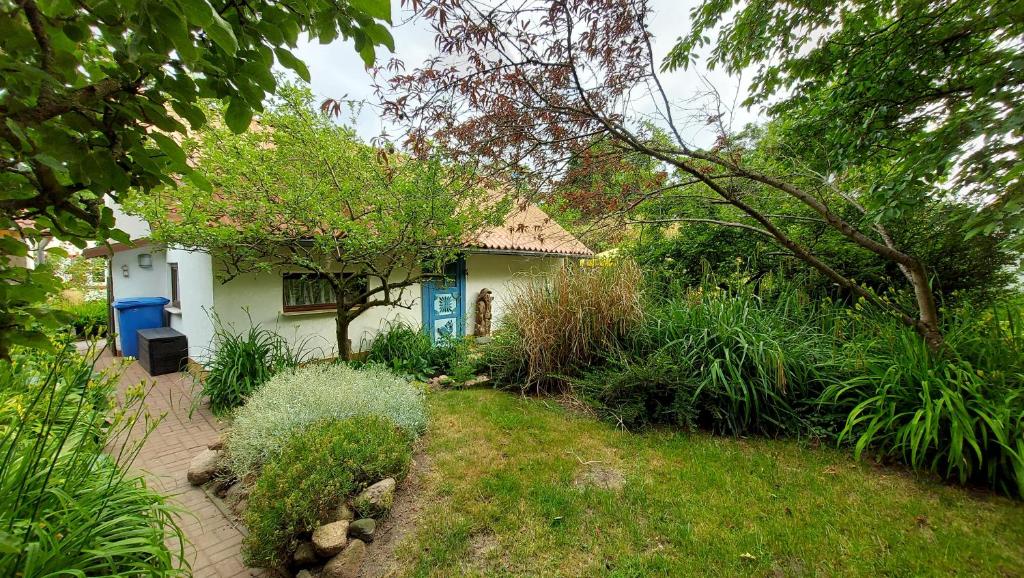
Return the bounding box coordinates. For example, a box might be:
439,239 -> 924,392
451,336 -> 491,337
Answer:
113,297 -> 169,358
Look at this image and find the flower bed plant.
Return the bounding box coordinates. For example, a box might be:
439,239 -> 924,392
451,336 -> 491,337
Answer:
242,415 -> 412,568
225,362 -> 426,481
0,347 -> 185,576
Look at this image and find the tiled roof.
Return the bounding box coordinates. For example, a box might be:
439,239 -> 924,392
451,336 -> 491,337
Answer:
471,203 -> 593,257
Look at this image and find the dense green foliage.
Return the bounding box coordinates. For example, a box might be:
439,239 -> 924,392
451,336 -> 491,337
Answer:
0,347 -> 184,575
242,415 -> 412,568
365,321 -> 473,381
0,0 -> 394,357
226,363 -> 426,480
487,262 -> 1024,497
199,317 -> 308,415
668,0 -> 1024,242
53,299 -> 108,338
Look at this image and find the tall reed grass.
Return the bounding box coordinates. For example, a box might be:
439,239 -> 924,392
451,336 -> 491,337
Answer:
485,260 -> 644,393
0,345 -> 186,576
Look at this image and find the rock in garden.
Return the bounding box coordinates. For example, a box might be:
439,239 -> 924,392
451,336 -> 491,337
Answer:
187,449 -> 223,486
322,539 -> 365,578
293,541 -> 319,567
295,570 -> 316,578
354,478 -> 396,517
207,437 -> 224,450
232,498 -> 247,516
329,501 -> 355,522
312,520 -> 349,557
348,518 -> 376,543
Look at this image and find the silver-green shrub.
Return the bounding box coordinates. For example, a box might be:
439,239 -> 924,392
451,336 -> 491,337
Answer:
225,362 -> 426,480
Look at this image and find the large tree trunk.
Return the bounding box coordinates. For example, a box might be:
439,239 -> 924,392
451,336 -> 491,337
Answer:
335,308 -> 353,361
907,261 -> 944,351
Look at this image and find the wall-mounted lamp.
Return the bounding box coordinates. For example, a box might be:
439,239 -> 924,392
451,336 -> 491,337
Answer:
138,253 -> 153,268
121,264 -> 129,278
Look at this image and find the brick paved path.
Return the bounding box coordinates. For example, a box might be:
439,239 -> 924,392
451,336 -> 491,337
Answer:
96,352 -> 267,578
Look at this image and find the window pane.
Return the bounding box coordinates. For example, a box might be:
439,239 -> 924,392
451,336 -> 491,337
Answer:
284,274 -> 334,307
282,273 -> 367,309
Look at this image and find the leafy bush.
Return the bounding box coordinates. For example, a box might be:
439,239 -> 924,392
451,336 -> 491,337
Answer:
824,302 -> 1024,497
485,260 -> 643,393
364,320 -> 472,380
226,362 -> 426,480
200,315 -> 309,415
242,416 -> 412,568
54,299 -> 107,338
575,281 -> 846,435
0,347 -> 185,576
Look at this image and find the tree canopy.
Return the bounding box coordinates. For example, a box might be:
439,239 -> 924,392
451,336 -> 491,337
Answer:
375,0 -> 1022,350
134,84 -> 501,358
0,0 -> 393,356
667,0 -> 1024,241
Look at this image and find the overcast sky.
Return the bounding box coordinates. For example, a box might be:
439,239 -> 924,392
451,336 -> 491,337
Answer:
290,0 -> 762,148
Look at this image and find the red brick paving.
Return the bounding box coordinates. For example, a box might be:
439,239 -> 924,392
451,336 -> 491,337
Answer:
96,351 -> 268,578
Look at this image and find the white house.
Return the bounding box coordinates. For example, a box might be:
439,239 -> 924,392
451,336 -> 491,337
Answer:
84,203 -> 592,366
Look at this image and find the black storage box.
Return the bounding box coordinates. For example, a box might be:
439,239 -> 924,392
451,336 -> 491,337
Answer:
137,327 -> 188,376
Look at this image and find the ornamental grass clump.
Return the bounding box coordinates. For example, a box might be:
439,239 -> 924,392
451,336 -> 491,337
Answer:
485,260 -> 644,393
226,362 -> 426,480
199,314 -> 312,415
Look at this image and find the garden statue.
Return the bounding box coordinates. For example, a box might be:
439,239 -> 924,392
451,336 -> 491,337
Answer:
474,288 -> 493,336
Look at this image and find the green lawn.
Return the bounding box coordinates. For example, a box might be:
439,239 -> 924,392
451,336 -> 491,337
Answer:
395,388 -> 1024,577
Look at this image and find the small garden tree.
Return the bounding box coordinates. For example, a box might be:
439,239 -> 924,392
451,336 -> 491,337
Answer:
135,84 -> 500,359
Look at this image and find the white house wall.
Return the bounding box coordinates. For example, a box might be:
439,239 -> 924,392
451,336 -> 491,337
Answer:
211,267 -> 423,358
206,253 -> 565,359
109,246 -> 169,353
166,248 -> 216,362
464,252 -> 564,330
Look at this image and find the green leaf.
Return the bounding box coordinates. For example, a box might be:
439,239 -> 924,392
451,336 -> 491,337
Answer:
365,23 -> 395,52
177,0 -> 214,26
185,170 -> 214,192
150,132 -> 188,168
275,47 -> 311,82
206,11 -> 238,55
350,0 -> 391,22
358,42 -> 375,69
224,97 -> 253,134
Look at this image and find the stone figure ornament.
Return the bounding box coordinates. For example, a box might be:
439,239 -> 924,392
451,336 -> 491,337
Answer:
474,288 -> 493,336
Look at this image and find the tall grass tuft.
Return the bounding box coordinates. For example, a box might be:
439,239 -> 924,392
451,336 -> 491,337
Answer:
824,302 -> 1024,497
364,320 -> 471,381
199,314 -> 310,415
0,345 -> 186,576
576,279 -> 847,435
485,260 -> 644,393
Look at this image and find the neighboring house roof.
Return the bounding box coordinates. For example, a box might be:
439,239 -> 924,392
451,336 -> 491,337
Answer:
82,239 -> 152,259
84,203 -> 592,259
472,203 -> 593,257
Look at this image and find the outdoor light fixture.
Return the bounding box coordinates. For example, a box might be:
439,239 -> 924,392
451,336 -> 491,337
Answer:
138,253 -> 153,268
121,264 -> 129,278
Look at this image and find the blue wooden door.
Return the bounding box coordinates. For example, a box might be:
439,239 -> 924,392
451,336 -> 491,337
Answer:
422,257 -> 466,344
